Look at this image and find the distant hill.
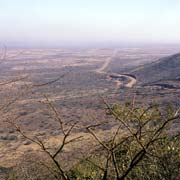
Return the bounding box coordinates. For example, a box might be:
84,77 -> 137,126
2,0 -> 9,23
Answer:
133,53 -> 180,85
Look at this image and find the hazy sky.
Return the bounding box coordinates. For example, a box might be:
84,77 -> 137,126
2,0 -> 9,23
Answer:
1,0 -> 180,47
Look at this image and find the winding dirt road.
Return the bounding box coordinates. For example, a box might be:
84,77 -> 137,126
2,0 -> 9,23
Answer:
95,49 -> 137,88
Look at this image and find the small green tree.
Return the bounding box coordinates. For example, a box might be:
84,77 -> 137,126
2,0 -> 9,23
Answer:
70,99 -> 180,180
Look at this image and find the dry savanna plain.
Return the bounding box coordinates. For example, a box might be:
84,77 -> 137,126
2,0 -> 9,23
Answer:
0,47 -> 180,175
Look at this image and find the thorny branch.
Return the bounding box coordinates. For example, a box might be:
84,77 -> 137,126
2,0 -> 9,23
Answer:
7,94 -> 83,180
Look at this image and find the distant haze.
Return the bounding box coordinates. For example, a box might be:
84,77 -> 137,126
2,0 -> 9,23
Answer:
1,0 -> 180,47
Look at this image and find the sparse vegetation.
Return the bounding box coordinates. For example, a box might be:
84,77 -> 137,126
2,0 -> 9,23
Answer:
0,48 -> 180,179
6,97 -> 180,180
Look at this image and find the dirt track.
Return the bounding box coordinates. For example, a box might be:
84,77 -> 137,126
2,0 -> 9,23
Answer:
95,49 -> 137,88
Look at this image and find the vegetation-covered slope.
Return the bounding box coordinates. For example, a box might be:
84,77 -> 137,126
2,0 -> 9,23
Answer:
134,53 -> 180,84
